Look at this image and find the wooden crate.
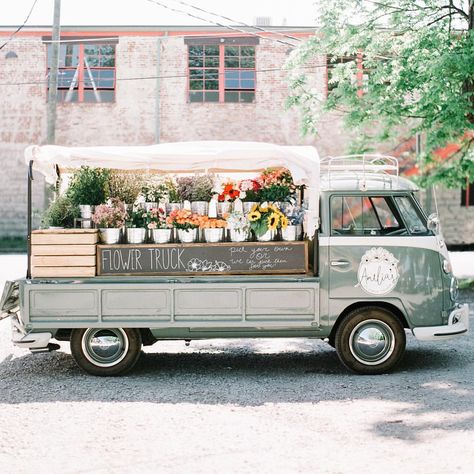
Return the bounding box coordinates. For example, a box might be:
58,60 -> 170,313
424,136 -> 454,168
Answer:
31,229 -> 98,278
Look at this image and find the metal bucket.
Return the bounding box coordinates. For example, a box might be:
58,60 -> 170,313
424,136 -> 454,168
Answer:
281,225 -> 302,241
99,228 -> 121,244
229,229 -> 249,242
151,228 -> 172,244
126,227 -> 146,244
204,228 -> 224,243
177,228 -> 198,243
191,201 -> 209,215
256,229 -> 275,242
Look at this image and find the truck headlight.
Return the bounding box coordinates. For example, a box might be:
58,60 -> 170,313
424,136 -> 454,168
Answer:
442,259 -> 452,274
450,277 -> 459,302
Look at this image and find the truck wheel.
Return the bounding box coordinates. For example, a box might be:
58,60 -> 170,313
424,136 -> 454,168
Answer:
335,307 -> 406,375
70,328 -> 142,376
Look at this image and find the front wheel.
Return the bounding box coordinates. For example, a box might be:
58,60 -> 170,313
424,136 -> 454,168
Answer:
70,328 -> 142,376
335,307 -> 406,375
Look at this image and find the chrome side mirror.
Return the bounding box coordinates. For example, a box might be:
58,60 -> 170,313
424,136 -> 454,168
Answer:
427,213 -> 440,234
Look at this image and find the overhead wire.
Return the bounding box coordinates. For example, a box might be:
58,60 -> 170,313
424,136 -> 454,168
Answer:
0,0 -> 40,50
144,0 -> 297,48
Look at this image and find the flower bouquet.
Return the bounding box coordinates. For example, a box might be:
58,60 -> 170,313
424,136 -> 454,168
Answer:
238,178 -> 262,209
125,209 -> 148,244
199,216 -> 227,243
280,203 -> 305,241
258,167 -> 297,203
166,209 -> 202,243
247,203 -> 288,241
213,179 -> 241,216
92,198 -> 127,244
147,207 -> 172,243
226,211 -> 250,242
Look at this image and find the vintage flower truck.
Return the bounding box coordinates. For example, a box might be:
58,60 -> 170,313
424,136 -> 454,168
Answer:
0,141 -> 469,376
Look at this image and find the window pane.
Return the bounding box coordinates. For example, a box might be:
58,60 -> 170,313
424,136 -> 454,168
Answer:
189,91 -> 203,102
224,91 -> 239,102
224,57 -> 239,68
204,91 -> 219,102
241,57 -> 255,68
241,80 -> 254,89
225,46 -> 238,56
84,45 -> 99,56
205,80 -> 218,90
190,79 -> 203,90
205,57 -> 219,67
395,197 -> 428,234
241,70 -> 255,80
100,56 -> 115,67
189,69 -> 204,78
371,197 -> 399,228
241,46 -> 255,56
59,89 -> 78,102
205,45 -> 219,55
189,45 -> 203,56
57,69 -> 77,88
189,57 -> 203,67
240,91 -> 255,103
100,45 -> 115,55
86,56 -> 99,67
204,69 -> 219,80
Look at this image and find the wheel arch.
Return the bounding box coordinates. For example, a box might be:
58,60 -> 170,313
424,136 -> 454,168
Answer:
329,300 -> 410,343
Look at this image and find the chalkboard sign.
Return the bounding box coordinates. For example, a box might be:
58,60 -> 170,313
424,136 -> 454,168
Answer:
97,242 -> 308,276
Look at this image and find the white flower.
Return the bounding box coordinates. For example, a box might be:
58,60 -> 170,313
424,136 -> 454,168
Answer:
200,259 -> 213,272
187,258 -> 202,272
215,261 -> 230,272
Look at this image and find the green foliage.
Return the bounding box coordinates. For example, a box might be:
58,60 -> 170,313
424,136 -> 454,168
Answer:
126,209 -> 148,228
286,0 -> 474,188
163,177 -> 180,202
67,166 -> 110,206
108,171 -> 144,204
259,184 -> 293,202
41,194 -> 80,228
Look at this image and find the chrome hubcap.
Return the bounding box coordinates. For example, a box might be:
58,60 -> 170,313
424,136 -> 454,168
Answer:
349,319 -> 395,365
81,328 -> 129,367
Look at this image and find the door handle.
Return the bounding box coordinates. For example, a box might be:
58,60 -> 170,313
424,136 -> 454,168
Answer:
330,260 -> 350,267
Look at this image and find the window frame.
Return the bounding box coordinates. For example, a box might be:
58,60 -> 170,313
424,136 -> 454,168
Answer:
46,42 -> 117,104
187,43 -> 256,104
461,181 -> 474,207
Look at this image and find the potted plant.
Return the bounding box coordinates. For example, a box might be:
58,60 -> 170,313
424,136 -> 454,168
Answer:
108,171 -> 144,211
67,166 -> 110,225
163,177 -> 181,213
238,178 -> 262,213
247,203 -> 288,241
226,211 -> 250,242
125,209 -> 148,244
141,181 -> 167,212
92,198 -> 127,244
280,203 -> 305,241
199,216 -> 227,243
147,207 -> 172,243
41,194 -> 80,229
213,179 -> 241,217
176,174 -> 214,215
258,167 -> 297,204
166,209 -> 201,243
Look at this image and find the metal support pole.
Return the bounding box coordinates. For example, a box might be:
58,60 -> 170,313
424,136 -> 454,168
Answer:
27,161 -> 34,279
155,34 -> 166,143
46,0 -> 61,144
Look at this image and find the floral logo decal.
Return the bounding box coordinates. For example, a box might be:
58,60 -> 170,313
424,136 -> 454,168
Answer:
357,247 -> 399,295
186,258 -> 231,273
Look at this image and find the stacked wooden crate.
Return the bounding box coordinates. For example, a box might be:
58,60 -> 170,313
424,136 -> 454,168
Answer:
31,229 -> 98,278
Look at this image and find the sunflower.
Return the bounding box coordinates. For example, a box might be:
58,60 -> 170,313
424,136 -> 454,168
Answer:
250,203 -> 259,213
280,215 -> 289,229
248,210 -> 261,222
267,213 -> 280,231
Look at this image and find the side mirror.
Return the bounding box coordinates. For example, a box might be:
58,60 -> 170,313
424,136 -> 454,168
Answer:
427,213 -> 440,234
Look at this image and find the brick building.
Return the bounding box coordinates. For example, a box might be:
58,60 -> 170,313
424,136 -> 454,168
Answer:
0,25 -> 472,245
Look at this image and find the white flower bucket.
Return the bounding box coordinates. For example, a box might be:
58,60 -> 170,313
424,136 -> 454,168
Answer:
218,201 -> 232,217
281,225 -> 302,241
178,228 -> 198,243
79,204 -> 94,219
191,201 -> 209,215
99,228 -> 121,244
151,228 -> 172,244
256,229 -> 275,242
204,228 -> 224,243
166,202 -> 182,213
126,227 -> 146,244
229,229 -> 249,242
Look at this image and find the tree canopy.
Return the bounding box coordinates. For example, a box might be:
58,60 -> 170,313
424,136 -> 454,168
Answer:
286,0 -> 474,187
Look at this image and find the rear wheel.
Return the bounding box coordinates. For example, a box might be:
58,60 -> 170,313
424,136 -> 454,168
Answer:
335,307 -> 406,375
70,328 -> 142,376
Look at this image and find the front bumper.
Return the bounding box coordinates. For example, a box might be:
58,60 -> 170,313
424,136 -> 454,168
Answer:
412,304 -> 469,341
11,312 -> 52,352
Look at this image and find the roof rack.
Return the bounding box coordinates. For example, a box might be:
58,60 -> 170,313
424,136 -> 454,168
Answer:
320,154 -> 399,190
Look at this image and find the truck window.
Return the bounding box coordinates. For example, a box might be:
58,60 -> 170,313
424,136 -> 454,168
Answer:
394,196 -> 428,235
331,195 -> 404,236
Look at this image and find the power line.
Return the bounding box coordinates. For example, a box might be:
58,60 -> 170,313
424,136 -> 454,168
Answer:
0,64 -> 324,87
0,0 -> 40,51
144,0 -> 297,48
167,0 -> 303,44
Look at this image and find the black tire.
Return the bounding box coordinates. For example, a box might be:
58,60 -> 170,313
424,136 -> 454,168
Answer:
70,328 -> 142,376
335,306 -> 406,375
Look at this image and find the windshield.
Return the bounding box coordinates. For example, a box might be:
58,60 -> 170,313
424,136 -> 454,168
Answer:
394,196 -> 429,235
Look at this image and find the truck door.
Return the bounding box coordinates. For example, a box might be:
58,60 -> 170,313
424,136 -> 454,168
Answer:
327,194 -> 443,326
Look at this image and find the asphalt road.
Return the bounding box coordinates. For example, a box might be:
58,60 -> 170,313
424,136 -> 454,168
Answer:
0,256 -> 473,473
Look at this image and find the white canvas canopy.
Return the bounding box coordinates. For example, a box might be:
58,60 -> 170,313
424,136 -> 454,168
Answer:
25,141 -> 320,236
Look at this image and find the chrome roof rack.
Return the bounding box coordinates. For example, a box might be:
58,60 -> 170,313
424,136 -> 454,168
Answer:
320,154 -> 399,190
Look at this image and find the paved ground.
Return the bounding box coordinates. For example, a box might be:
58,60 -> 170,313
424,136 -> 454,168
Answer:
0,254 -> 473,474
